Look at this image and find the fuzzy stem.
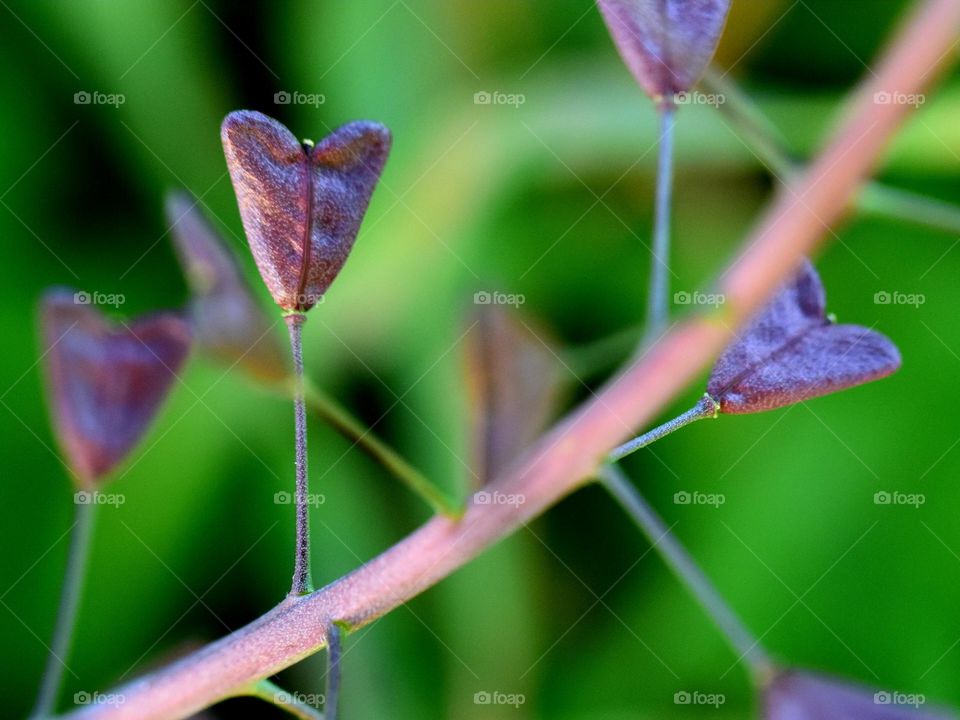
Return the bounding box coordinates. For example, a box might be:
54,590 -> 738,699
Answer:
599,465 -> 773,678
246,680 -> 324,720
286,313 -> 313,597
324,624 -> 342,720
646,104 -> 676,338
607,394 -> 717,463
31,500 -> 97,718
300,380 -> 460,518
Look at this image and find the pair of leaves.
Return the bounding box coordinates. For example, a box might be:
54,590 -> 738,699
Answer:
597,0 -> 731,103
221,111 -> 391,312
40,290 -> 191,487
707,260 -> 901,414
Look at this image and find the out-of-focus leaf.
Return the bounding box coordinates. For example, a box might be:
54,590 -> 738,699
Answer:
463,306 -> 565,486
596,0 -> 731,103
764,670 -> 956,719
39,289 -> 192,488
708,260 -> 901,414
221,111 -> 391,312
166,190 -> 289,383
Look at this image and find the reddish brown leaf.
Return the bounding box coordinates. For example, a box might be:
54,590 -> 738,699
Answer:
708,261 -> 901,414
40,289 -> 192,487
166,190 -> 289,383
765,670 -> 954,719
221,111 -> 391,311
597,0 -> 731,102
464,306 -> 565,487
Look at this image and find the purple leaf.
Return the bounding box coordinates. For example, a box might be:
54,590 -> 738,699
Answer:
707,260 -> 901,414
221,111 -> 391,311
764,670 -> 955,719
40,289 -> 192,487
463,306 -> 565,486
597,0 -> 731,103
166,190 -> 289,382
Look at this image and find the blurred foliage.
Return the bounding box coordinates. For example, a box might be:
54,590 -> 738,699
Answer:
1,0 -> 959,718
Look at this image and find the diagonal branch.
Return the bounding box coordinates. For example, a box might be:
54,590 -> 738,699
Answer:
60,1 -> 960,717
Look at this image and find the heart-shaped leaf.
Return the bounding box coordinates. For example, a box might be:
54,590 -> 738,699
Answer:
597,0 -> 731,103
764,670 -> 955,719
40,289 -> 192,487
166,190 -> 289,382
221,111 -> 391,311
707,261 -> 901,414
463,306 -> 565,486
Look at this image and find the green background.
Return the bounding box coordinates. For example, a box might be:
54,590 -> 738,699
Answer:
1,0 -> 958,717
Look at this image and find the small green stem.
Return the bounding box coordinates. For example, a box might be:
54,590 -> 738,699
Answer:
300,380 -> 461,518
607,394 -> 717,463
702,67 -> 960,236
31,500 -> 97,718
247,679 -> 325,720
646,103 -> 677,338
286,313 -> 313,597
600,464 -> 773,679
325,623 -> 343,720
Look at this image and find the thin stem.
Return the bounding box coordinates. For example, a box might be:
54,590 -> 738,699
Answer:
286,313 -> 313,597
600,464 -> 773,678
301,379 -> 460,518
31,500 -> 97,718
324,624 -> 342,720
646,103 -> 676,338
247,679 -> 325,720
607,394 -> 717,463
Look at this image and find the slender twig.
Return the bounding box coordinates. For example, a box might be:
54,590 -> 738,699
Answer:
300,379 -> 460,517
646,103 -> 677,338
324,624 -> 342,720
600,465 -> 774,679
608,394 -> 717,463
246,679 -> 324,720
286,313 -> 313,597
58,2 -> 960,717
31,501 -> 97,718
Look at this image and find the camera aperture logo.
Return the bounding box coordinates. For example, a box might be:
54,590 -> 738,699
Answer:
74,91 -> 125,108
474,90 -> 526,108
74,290 -> 125,308
874,490 -> 925,508
874,690 -> 925,708
874,290 -> 925,308
474,490 -> 525,508
274,490 -> 325,507
274,90 -> 326,108
674,490 -> 725,508
674,690 -> 725,708
473,690 -> 526,707
74,490 -> 125,507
